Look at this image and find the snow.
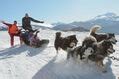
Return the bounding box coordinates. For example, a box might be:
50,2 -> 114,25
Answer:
0,29 -> 119,79
31,22 -> 54,28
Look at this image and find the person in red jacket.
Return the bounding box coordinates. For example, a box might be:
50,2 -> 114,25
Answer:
2,21 -> 22,46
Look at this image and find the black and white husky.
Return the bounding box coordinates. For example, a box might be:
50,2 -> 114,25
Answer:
89,25 -> 117,44
67,36 -> 97,60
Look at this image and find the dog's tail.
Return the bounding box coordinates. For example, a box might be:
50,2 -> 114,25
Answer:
90,25 -> 101,35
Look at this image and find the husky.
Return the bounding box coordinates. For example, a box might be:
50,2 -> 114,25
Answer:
67,36 -> 97,60
54,32 -> 78,54
88,39 -> 115,73
89,25 -> 117,44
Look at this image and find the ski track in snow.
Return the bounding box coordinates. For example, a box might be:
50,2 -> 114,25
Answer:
0,30 -> 119,79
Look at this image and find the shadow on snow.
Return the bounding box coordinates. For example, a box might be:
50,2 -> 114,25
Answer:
0,44 -> 48,59
33,56 -> 116,79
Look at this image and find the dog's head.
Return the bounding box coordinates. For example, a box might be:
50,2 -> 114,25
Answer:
108,33 -> 117,44
63,35 -> 78,49
56,32 -> 61,38
102,40 -> 115,55
67,35 -> 78,48
81,36 -> 97,57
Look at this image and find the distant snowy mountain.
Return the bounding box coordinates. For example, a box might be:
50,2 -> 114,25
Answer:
52,22 -> 65,27
52,12 -> 119,34
52,23 -> 77,30
52,23 -> 88,31
84,12 -> 119,34
93,13 -> 119,21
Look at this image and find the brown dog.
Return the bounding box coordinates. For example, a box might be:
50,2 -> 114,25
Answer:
54,32 -> 78,54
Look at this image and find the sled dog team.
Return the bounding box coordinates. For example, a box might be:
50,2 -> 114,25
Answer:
54,25 -> 117,73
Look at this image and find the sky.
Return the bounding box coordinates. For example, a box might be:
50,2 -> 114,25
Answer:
0,0 -> 119,24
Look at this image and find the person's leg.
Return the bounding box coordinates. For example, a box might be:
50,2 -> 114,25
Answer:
10,34 -> 14,46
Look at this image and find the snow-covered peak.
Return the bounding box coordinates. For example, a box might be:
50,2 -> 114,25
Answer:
93,12 -> 118,21
52,22 -> 66,27
103,12 -> 116,17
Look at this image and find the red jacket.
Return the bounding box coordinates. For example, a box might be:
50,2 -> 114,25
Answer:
3,23 -> 19,34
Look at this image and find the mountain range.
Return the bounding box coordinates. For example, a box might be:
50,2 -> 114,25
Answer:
52,12 -> 119,34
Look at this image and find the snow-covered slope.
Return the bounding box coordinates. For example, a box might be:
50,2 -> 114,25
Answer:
0,29 -> 119,79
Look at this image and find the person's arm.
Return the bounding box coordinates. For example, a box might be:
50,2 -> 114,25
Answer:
30,17 -> 44,23
2,21 -> 12,27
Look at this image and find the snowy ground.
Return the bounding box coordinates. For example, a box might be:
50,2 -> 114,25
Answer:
0,29 -> 119,79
